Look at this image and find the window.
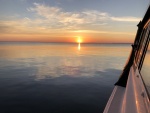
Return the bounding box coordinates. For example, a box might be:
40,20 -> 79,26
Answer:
135,26 -> 150,67
141,43 -> 150,97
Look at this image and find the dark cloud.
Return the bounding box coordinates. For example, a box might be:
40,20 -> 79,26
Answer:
0,25 -> 12,33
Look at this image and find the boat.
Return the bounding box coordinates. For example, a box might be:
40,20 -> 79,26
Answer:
103,5 -> 150,113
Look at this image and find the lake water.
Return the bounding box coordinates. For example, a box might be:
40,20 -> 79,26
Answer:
0,42 -> 131,113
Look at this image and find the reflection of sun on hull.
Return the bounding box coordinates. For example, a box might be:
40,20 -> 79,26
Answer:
104,5 -> 150,113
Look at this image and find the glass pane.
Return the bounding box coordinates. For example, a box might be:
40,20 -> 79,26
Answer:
141,43 -> 150,96
136,27 -> 149,66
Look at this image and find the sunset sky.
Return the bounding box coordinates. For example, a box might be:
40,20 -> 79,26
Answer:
0,0 -> 149,43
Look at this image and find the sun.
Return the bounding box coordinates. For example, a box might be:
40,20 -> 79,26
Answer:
77,36 -> 82,43
78,38 -> 81,43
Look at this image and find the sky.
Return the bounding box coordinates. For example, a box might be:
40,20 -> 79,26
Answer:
0,0 -> 149,43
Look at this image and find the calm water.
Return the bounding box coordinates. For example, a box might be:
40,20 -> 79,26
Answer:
0,42 -> 131,113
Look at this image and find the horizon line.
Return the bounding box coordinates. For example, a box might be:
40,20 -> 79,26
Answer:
0,41 -> 132,44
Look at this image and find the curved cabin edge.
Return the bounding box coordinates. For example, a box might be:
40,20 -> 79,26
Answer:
103,66 -> 150,113
104,5 -> 150,113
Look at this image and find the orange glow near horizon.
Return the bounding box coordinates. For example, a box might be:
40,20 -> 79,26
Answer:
0,33 -> 134,44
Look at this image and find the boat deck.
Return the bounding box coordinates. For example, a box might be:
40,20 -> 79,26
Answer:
103,66 -> 150,113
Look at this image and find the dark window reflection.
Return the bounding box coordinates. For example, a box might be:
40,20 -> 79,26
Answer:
141,43 -> 150,96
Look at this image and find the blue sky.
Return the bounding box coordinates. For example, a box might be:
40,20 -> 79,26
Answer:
0,0 -> 149,43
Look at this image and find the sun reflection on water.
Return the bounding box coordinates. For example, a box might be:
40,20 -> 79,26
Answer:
77,36 -> 82,51
78,43 -> 81,50
0,43 -> 131,80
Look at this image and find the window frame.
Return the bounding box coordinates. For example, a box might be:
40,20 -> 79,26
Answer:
134,21 -> 150,67
134,21 -> 150,99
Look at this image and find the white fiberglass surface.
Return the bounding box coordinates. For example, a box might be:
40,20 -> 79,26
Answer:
141,43 -> 150,97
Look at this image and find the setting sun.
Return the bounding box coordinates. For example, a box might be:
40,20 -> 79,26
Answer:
77,37 -> 82,43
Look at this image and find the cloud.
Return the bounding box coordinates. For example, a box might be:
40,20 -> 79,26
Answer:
28,3 -> 109,27
0,3 -> 141,35
0,18 -> 48,34
72,30 -> 134,35
27,3 -> 100,26
0,25 -> 12,33
28,3 -> 141,24
111,17 -> 141,22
